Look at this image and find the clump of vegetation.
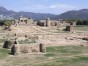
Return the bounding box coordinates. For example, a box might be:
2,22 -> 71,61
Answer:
4,21 -> 12,31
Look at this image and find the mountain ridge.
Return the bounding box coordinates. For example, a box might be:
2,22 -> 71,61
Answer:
0,6 -> 88,20
0,6 -> 56,20
58,9 -> 88,20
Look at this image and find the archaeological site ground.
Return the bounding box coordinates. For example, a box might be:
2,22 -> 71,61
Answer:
0,17 -> 88,66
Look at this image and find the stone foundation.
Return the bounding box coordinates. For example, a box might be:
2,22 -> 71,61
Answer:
11,43 -> 46,55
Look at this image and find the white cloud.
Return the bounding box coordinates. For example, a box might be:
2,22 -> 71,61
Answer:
23,4 -> 77,10
49,4 -> 77,10
10,3 -> 78,14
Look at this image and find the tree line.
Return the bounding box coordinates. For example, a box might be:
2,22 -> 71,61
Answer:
65,19 -> 88,25
76,20 -> 88,25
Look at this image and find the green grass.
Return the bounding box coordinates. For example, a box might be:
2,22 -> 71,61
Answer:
46,46 -> 83,53
42,46 -> 88,66
44,53 -> 55,57
75,25 -> 88,31
0,39 -> 6,43
18,39 -> 36,44
45,46 -> 86,57
2,46 -> 88,66
0,48 -> 10,59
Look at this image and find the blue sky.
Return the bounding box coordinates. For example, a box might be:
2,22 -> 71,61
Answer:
0,0 -> 88,14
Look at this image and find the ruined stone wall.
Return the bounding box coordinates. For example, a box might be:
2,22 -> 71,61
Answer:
38,19 -> 61,27
20,44 -> 40,53
11,43 -> 45,55
15,17 -> 33,26
46,18 -> 51,27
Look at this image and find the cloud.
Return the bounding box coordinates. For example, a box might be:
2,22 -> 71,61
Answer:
23,4 -> 77,10
10,3 -> 78,14
27,4 -> 78,14
49,4 -> 77,10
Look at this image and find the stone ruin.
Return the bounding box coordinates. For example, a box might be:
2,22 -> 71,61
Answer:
14,17 -> 33,26
37,18 -> 60,27
3,38 -> 46,55
12,17 -> 77,34
11,43 -> 46,55
65,22 -> 75,33
3,38 -> 17,49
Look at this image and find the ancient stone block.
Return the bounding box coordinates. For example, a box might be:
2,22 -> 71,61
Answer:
3,40 -> 14,49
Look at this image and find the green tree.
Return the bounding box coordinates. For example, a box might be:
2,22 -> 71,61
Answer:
4,21 -> 12,30
76,20 -> 83,25
83,20 -> 88,25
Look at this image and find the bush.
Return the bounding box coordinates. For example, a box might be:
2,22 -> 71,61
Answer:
4,21 -> 12,27
4,21 -> 12,30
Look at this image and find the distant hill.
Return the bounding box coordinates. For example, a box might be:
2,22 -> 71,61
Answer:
0,6 -> 56,20
0,6 -> 88,20
57,9 -> 88,20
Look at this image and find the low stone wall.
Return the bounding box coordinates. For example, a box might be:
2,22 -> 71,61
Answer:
11,43 -> 45,55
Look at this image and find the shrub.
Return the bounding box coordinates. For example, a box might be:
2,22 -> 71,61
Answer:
4,21 -> 12,30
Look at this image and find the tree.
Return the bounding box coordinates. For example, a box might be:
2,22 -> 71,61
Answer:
76,20 -> 83,25
4,21 -> 12,31
83,20 -> 88,25
0,20 -> 6,26
76,20 -> 88,25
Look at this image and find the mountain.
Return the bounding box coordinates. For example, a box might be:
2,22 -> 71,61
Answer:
0,6 -> 56,20
14,11 -> 56,20
0,6 -> 88,20
57,9 -> 88,20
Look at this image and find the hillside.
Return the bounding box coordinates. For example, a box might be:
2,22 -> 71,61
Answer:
0,6 -> 56,20
57,9 -> 88,20
0,6 -> 88,20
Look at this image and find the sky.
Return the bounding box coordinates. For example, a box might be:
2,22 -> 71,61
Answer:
0,0 -> 88,15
